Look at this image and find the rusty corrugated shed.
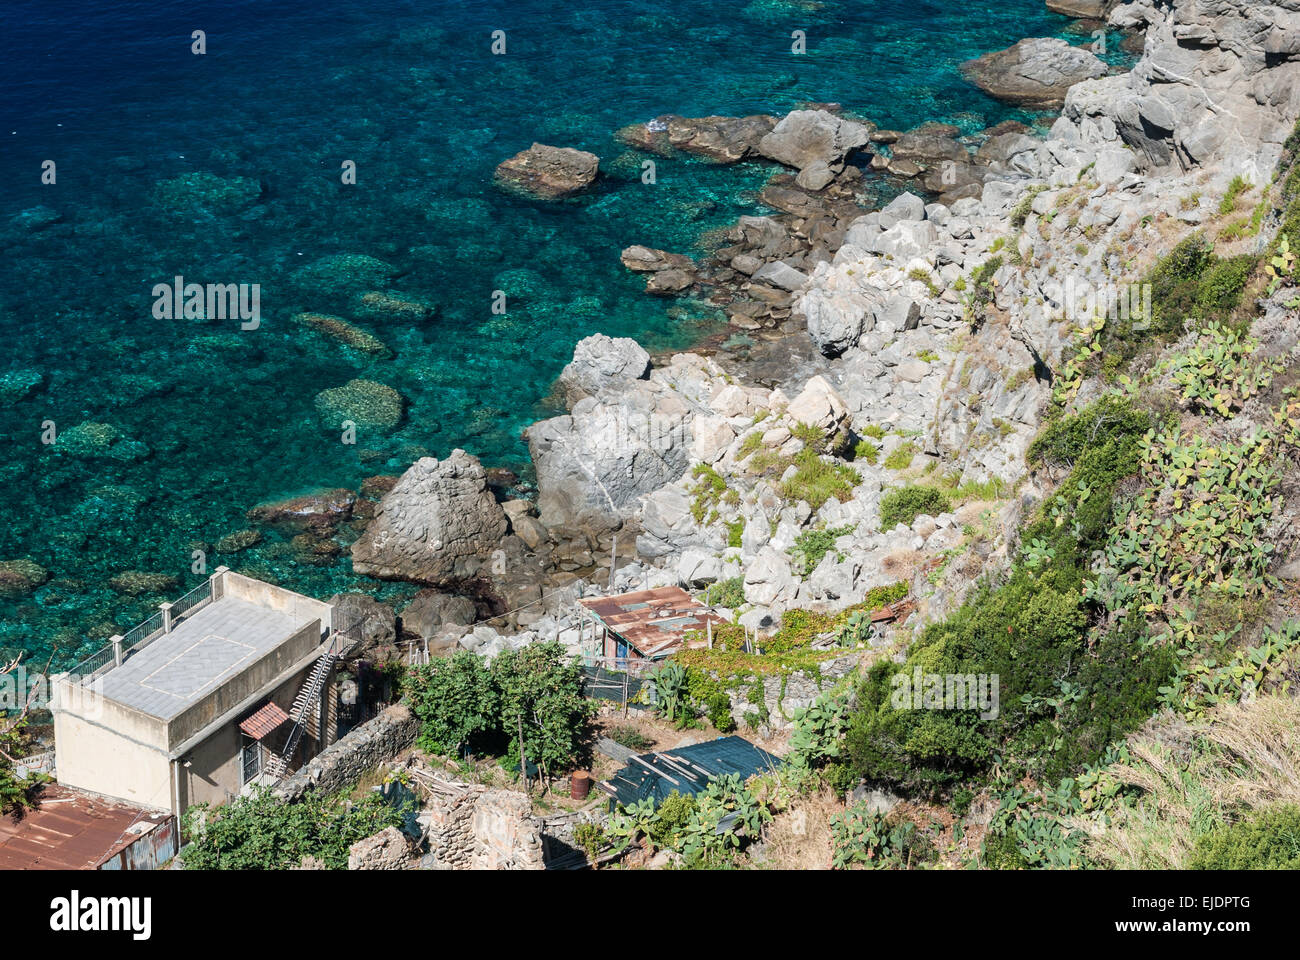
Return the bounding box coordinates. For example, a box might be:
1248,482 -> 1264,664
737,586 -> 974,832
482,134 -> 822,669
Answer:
0,785 -> 175,870
578,586 -> 728,658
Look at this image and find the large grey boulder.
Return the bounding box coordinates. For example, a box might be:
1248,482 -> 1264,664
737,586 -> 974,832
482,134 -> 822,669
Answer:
494,143 -> 599,199
751,260 -> 809,292
351,450 -> 509,584
877,192 -> 927,229
743,547 -> 799,608
400,589 -> 477,642
557,333 -> 651,405
327,592 -> 398,649
1062,0 -> 1300,170
526,384 -> 693,531
872,220 -> 939,262
961,38 -> 1107,108
785,375 -> 849,433
800,286 -> 876,357
1047,0 -> 1115,18
758,110 -> 874,175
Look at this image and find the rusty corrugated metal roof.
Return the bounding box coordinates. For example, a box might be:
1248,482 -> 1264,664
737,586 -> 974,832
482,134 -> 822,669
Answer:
239,700 -> 290,740
0,785 -> 172,870
578,586 -> 728,658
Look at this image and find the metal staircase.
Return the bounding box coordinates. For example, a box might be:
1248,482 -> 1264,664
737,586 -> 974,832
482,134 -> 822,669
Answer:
265,622 -> 356,780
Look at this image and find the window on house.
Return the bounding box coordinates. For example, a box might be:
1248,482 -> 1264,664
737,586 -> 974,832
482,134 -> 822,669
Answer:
240,736 -> 262,785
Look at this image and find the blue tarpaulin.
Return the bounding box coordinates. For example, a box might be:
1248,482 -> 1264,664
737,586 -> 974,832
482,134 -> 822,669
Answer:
604,735 -> 782,810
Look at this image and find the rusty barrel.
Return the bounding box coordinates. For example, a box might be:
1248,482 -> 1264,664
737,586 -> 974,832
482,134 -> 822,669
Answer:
570,770 -> 593,800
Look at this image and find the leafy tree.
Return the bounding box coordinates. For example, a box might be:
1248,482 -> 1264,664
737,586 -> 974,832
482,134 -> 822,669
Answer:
181,787 -> 403,870
406,652 -> 497,757
491,641 -> 595,781
1,654 -> 45,817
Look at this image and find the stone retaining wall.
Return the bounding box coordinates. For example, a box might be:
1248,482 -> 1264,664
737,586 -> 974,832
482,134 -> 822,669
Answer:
719,653 -> 859,730
274,703 -> 418,802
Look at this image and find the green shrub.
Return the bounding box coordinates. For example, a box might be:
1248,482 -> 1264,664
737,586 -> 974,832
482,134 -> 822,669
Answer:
689,463 -> 728,524
790,524 -> 856,576
950,787 -> 974,819
831,803 -> 935,869
879,485 -> 951,528
701,576 -> 745,608
778,449 -> 860,510
1218,174 -> 1249,215
1188,805 -> 1300,870
182,787 -> 404,870
1193,254 -> 1255,318
408,641 -> 594,775
883,441 -> 918,470
706,691 -> 737,732
725,518 -> 745,548
852,438 -> 880,465
737,431 -> 763,460
574,821 -> 607,860
608,725 -> 654,752
1027,395 -> 1152,468
406,652 -> 497,757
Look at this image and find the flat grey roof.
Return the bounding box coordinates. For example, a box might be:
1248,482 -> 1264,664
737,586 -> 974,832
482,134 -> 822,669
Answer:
98,596 -> 316,720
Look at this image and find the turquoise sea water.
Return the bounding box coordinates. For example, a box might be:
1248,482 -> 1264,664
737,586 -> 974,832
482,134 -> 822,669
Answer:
0,0 -> 1101,666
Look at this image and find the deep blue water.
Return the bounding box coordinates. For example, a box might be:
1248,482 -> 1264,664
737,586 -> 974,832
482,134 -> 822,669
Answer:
0,0 -> 1094,665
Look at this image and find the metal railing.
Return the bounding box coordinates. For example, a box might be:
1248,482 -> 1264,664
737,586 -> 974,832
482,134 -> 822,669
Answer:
65,569 -> 225,685
171,579 -> 213,619
121,610 -> 165,651
66,643 -> 117,681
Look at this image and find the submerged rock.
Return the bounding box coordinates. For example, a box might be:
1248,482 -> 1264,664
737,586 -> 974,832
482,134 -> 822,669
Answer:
0,559 -> 49,598
494,143 -> 600,199
352,291 -> 436,322
215,529 -> 262,553
294,312 -> 392,358
248,489 -> 356,533
10,205 -> 60,232
0,369 -> 42,405
314,379 -> 406,433
291,254 -> 399,298
961,37 -> 1107,108
108,570 -> 180,597
351,449 -> 509,584
54,421 -> 147,461
152,170 -> 262,213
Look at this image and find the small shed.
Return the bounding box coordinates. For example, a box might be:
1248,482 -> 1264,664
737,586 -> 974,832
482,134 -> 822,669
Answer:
0,785 -> 177,870
578,586 -> 728,668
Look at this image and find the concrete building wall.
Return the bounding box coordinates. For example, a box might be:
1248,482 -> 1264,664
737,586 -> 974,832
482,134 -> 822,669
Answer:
220,571 -> 333,633
176,661 -> 322,811
51,710 -> 173,812
167,619 -> 322,749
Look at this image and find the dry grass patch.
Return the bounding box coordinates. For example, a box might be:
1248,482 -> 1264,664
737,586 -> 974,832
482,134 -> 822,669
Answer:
1077,697 -> 1300,869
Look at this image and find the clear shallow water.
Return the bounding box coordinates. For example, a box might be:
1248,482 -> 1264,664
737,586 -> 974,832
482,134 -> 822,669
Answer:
0,0 -> 1092,665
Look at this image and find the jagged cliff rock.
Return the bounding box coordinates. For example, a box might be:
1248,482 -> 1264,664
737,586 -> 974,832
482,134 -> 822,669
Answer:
351,450 -> 508,584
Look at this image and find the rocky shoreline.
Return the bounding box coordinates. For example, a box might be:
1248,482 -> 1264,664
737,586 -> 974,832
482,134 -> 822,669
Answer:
257,0 -> 1300,682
